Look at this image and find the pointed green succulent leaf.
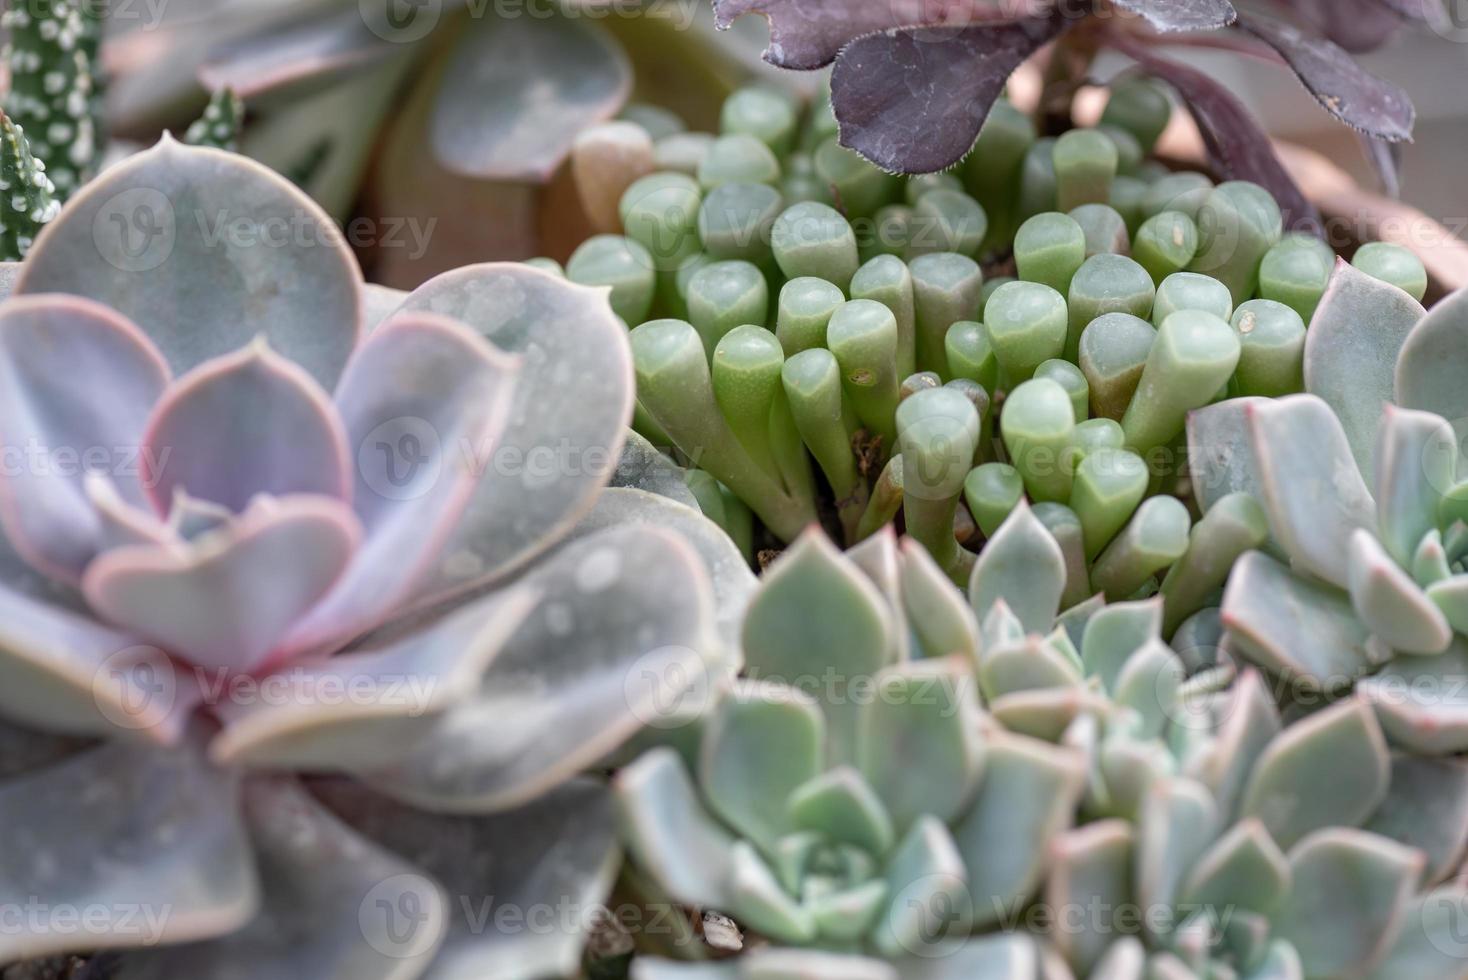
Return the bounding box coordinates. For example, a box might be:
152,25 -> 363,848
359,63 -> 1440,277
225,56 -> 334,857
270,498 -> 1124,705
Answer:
1348,528 -> 1453,655
787,766 -> 895,858
1375,404 -> 1457,567
1303,259 -> 1425,481
1275,829 -> 1424,979
743,529 -> 894,763
1136,778 -> 1220,930
615,748 -> 737,910
1239,698 -> 1390,850
1046,820 -> 1136,976
856,659 -> 984,833
1080,597 -> 1163,693
873,816 -> 972,960
1363,887 -> 1468,980
1247,394 -> 1375,589
954,732 -> 1086,929
1357,640 -> 1468,755
1185,397 -> 1269,515
899,537 -> 980,661
727,840 -> 819,944
700,681 -> 825,854
1364,754 -> 1468,885
969,501 -> 1068,637
1396,284 -> 1468,466
1179,817 -> 1290,916
1222,552 -> 1379,693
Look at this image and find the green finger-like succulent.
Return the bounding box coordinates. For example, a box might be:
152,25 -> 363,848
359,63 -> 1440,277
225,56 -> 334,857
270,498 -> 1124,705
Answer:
185,88 -> 245,152
2,0 -> 103,201
0,110 -> 59,261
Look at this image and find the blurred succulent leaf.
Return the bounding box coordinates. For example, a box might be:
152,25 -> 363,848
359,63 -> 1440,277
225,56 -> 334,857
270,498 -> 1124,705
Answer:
1375,406 -> 1457,567
0,296 -> 170,582
1047,820 -> 1135,976
1185,397 -> 1270,515
873,816 -> 972,959
571,487 -> 755,660
1136,778 -> 1220,930
1179,817 -> 1290,915
899,538 -> 980,661
1357,640 -> 1468,755
312,776 -> 619,979
115,777 -> 447,979
615,748 -> 737,910
361,526 -> 714,814
1364,754 -> 1468,885
1080,598 -> 1163,693
0,731 -> 257,963
1239,698 -> 1390,849
1363,887 -> 1468,980
954,732 -> 1085,929
1275,829 -> 1423,978
430,14 -> 630,182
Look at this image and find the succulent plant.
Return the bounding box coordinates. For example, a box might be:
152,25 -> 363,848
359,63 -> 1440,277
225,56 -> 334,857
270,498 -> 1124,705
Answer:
0,138 -> 767,977
184,87 -> 244,152
0,109 -> 60,261
2,0 -> 106,201
99,0 -> 781,286
1190,260 -> 1468,754
560,76 -> 1440,596
712,0 -> 1424,210
617,512 -> 1468,979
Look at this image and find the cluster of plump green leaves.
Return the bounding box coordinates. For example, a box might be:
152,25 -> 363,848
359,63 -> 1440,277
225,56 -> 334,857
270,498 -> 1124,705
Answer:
550,80 -> 1425,584
1188,259 -> 1468,761
616,515 -> 1468,979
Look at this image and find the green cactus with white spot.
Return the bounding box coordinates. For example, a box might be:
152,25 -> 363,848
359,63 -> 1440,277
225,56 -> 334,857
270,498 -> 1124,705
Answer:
185,88 -> 245,153
1,0 -> 105,202
0,110 -> 59,260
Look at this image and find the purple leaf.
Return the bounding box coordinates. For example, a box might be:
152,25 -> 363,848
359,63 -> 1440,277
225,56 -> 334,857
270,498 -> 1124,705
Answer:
831,12 -> 1068,174
0,729 -> 258,963
83,495 -> 362,674
0,580 -> 200,743
1236,13 -> 1415,142
281,312 -> 522,657
1110,0 -> 1237,32
141,341 -> 351,516
0,296 -> 170,584
1114,43 -> 1319,230
713,0 -> 1046,70
1266,0 -> 1404,52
